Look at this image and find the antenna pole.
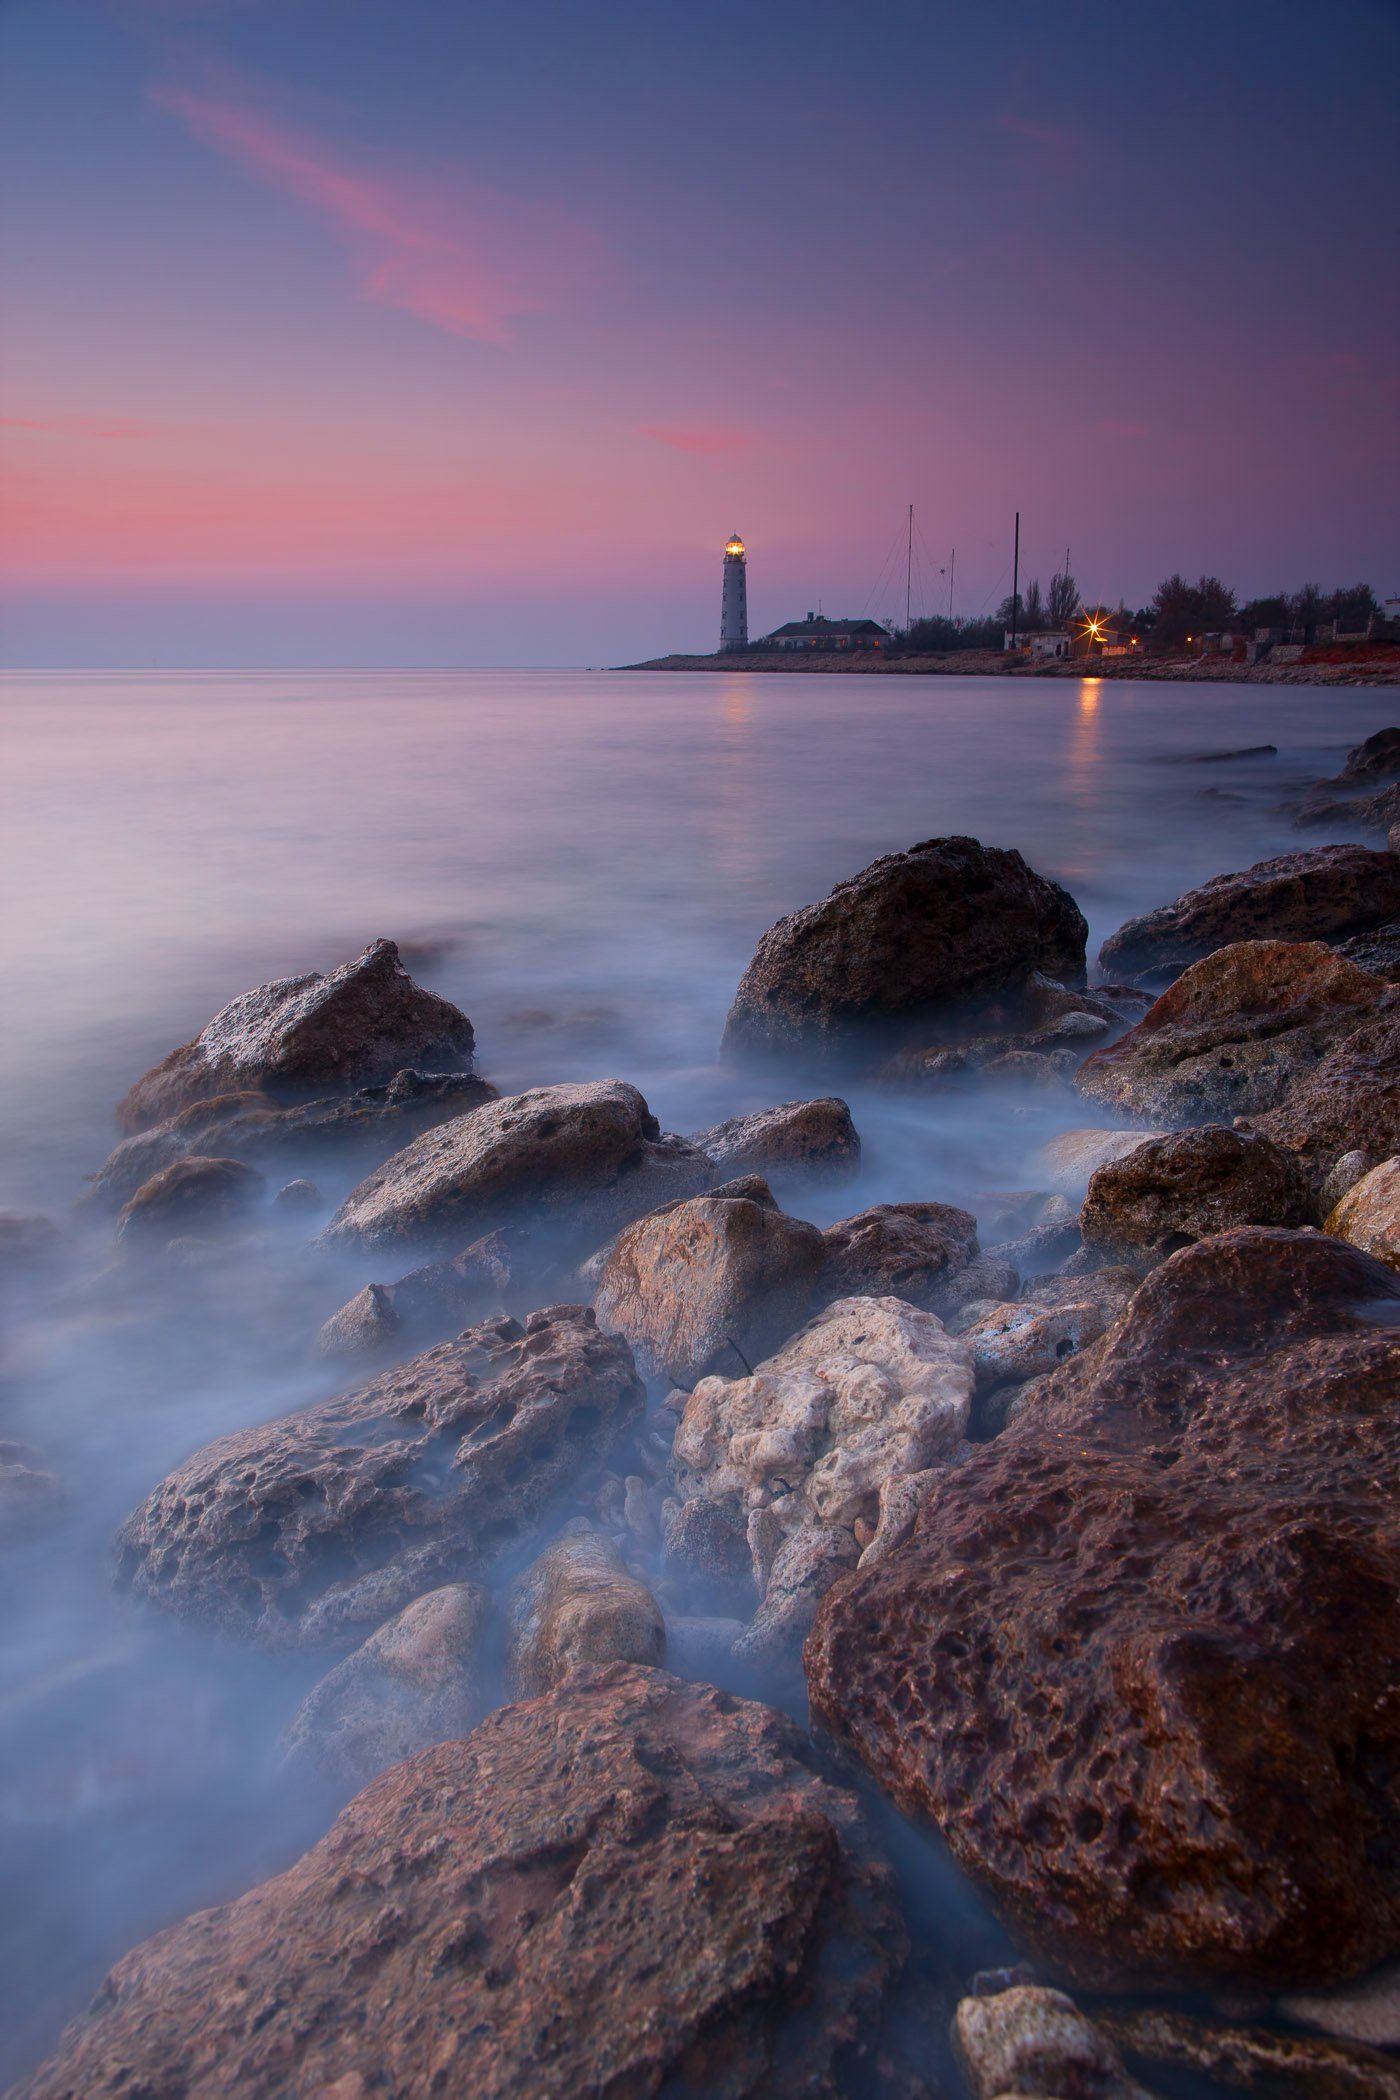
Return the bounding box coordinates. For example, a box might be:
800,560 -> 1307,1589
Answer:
1011,512 -> 1020,647
949,546 -> 955,621
905,504 -> 913,631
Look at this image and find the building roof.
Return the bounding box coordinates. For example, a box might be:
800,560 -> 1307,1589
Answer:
767,617 -> 889,639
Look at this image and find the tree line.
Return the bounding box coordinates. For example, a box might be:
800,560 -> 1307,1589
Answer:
891,573 -> 1384,655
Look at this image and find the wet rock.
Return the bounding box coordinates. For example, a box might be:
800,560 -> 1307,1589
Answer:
939,1253 -> 1020,1312
1096,2004 -> 1400,2100
507,1525 -> 665,1695
1335,916 -> 1400,982
985,1215 -> 1083,1282
13,1667 -> 913,2100
689,1096 -> 861,1179
722,835 -> 1087,1064
953,1986 -> 1154,2100
1339,724 -> 1400,782
1037,1127 -> 1165,1197
819,1200 -> 980,1311
807,1228 -> 1400,1991
1317,1148 -> 1373,1216
592,1180 -> 826,1386
731,1521 -> 861,1671
1290,779 -> 1400,836
322,1079 -> 715,1258
673,1294 -> 974,1538
1247,1005 -> 1400,1169
272,1176 -> 321,1212
1326,1155 -> 1400,1268
1079,1125 -> 1313,1264
1077,939 -> 1390,1125
89,1069 -> 498,1211
116,1155 -> 266,1246
119,938 -> 476,1133
959,1285 -> 1131,1411
316,1227 -> 530,1363
283,1582 -> 491,1790
115,1306 -> 645,1650
1278,1957 -> 1400,2048
663,1496 -> 755,1612
1098,844 -> 1400,985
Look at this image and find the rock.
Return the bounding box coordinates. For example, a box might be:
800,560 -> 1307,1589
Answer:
1326,1156 -> 1400,1268
1037,1128 -> 1165,1197
985,1216 -> 1083,1281
119,938 -> 476,1133
592,1181 -> 826,1387
116,1155 -> 266,1245
673,1295 -> 975,1538
1335,916 -> 1400,982
1318,1149 -> 1373,1216
939,1253 -> 1020,1312
731,1522 -> 861,1671
507,1526 -> 665,1695
89,1069 -> 498,1211
14,1667 -> 912,2100
322,1079 -> 715,1258
856,1467 -> 946,1569
1077,939 -> 1389,1126
1290,779 -> 1400,836
1097,845 -> 1400,984
689,1096 -> 861,1179
315,1227 -> 530,1363
283,1582 -> 491,1790
1079,1125 -> 1313,1263
663,1496 -> 755,1613
959,1288 -> 1130,1408
722,836 -> 1087,1064
115,1307 -> 644,1650
1096,2005 -> 1400,2100
818,1201 -> 980,1311
807,1228 -> 1400,1991
273,1176 -> 321,1212
1278,1958 -> 1400,2048
953,1986 -> 1154,2100
1339,725 -> 1400,782
1247,1006 -> 1400,1169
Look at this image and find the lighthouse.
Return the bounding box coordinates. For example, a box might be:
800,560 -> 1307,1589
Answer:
719,533 -> 748,652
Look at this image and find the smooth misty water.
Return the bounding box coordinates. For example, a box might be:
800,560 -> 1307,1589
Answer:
0,668 -> 1394,2077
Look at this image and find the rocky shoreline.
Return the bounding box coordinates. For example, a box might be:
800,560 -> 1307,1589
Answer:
625,645 -> 1400,687
5,726 -> 1400,2098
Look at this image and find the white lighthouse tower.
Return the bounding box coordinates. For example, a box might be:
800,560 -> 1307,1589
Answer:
719,533 -> 748,652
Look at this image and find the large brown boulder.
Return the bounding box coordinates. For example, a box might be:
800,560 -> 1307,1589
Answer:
115,1306 -> 644,1650
283,1582 -> 492,1790
1097,845 -> 1400,983
721,836 -> 1087,1063
689,1096 -> 860,1179
1079,1125 -> 1313,1263
15,1667 -> 914,2100
806,1228 -> 1400,1992
119,938 -> 476,1133
592,1180 -> 826,1386
89,1069 -> 497,1211
115,1155 -> 266,1245
1247,1006 -> 1400,1168
506,1526 -> 665,1694
1076,939 -> 1389,1126
818,1200 -> 980,1311
1326,1157 -> 1400,1269
322,1079 -> 715,1257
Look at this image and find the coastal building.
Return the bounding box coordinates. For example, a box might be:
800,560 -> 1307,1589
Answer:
766,615 -> 889,651
719,534 -> 748,652
1004,629 -> 1072,660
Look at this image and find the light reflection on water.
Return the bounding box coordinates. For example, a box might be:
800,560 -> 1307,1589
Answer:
0,667 -> 1393,2075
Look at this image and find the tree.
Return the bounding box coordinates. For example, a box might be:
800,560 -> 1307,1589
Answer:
1022,578 -> 1046,630
1150,573 -> 1197,647
1327,583 -> 1379,631
1196,575 -> 1238,631
1290,582 -> 1326,631
996,592 -> 1025,630
1047,568 -> 1079,630
1239,595 -> 1289,632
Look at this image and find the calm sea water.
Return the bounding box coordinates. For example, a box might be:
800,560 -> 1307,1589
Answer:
0,667 -> 1394,2073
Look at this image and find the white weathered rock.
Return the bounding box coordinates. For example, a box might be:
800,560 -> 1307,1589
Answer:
730,1522 -> 859,1670
1326,1156 -> 1400,1270
960,1293 -> 1127,1396
953,1986 -> 1156,2100
672,1294 -> 974,1536
1037,1127 -> 1165,1197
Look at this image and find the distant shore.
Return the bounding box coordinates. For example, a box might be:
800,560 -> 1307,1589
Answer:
622,644 -> 1400,687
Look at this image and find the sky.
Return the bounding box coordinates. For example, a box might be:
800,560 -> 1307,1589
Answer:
2,0 -> 1397,666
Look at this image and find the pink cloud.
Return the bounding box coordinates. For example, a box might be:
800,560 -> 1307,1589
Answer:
2,415 -> 151,439
635,423 -> 755,457
150,80 -> 608,345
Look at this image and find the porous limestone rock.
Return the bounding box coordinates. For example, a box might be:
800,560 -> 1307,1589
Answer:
953,1986 -> 1154,2100
722,836 -> 1086,1063
807,1228 -> 1400,1991
1097,845 -> 1400,983
506,1525 -> 665,1696
119,938 -> 476,1133
673,1294 -> 974,1538
13,1667 -> 914,2100
115,1306 -> 644,1651
322,1079 -> 715,1257
283,1582 -> 491,1790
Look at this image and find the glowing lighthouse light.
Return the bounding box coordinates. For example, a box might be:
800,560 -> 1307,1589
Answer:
719,532 -> 748,652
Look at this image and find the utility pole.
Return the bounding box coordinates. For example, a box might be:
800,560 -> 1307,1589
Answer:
1011,512 -> 1020,648
948,546 -> 955,621
905,504 -> 914,632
